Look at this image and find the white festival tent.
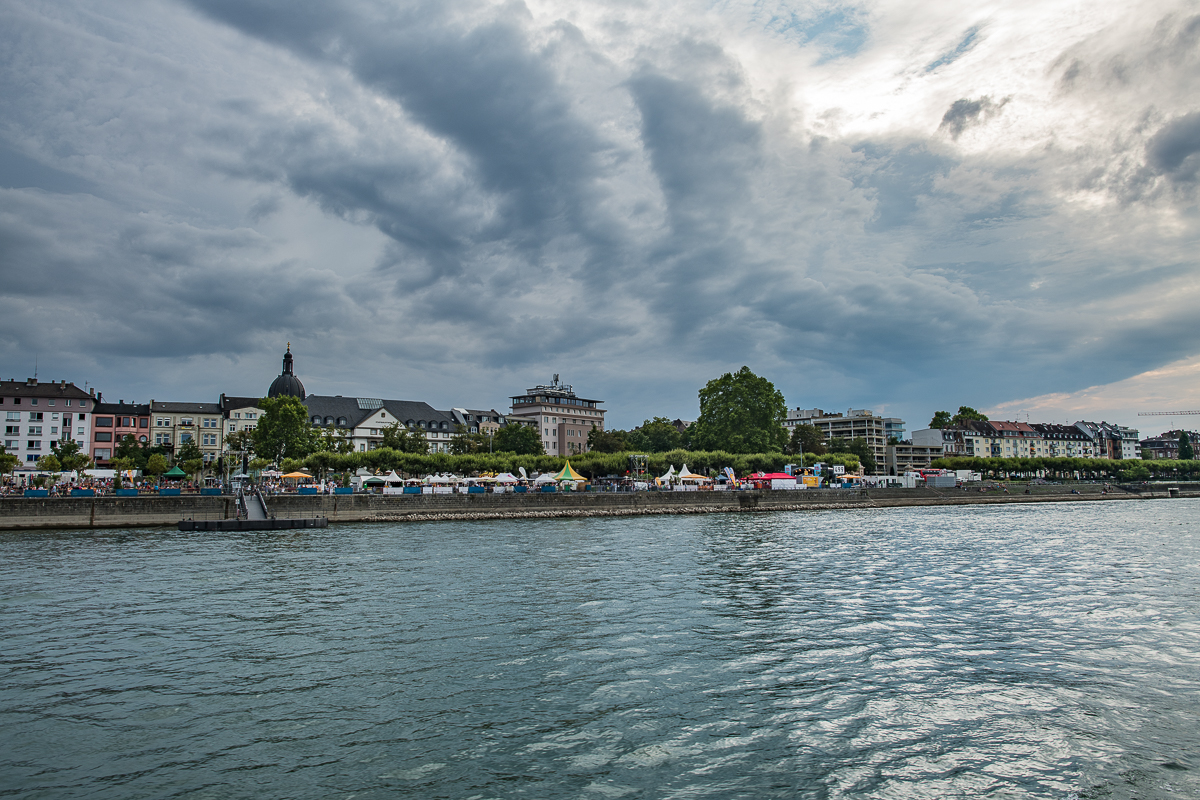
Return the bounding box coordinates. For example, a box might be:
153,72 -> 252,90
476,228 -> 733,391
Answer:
678,465 -> 712,483
533,473 -> 558,485
493,472 -> 520,484
656,465 -> 676,486
384,470 -> 404,484
425,473 -> 461,484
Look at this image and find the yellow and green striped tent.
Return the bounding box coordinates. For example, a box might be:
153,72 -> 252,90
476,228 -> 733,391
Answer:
553,461 -> 586,482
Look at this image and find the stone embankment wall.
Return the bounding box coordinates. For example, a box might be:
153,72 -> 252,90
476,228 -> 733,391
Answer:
0,483 -> 1196,530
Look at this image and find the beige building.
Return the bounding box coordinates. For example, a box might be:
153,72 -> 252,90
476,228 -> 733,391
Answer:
150,401 -> 224,464
508,377 -> 605,456
885,442 -> 945,474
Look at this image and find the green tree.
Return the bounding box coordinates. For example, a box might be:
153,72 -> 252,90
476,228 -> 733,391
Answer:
111,434 -> 148,469
36,453 -> 62,474
951,406 -> 989,425
316,427 -> 354,454
0,444 -> 17,476
175,438 -> 204,464
829,436 -> 877,473
183,459 -> 206,482
381,422 -> 430,454
587,428 -> 628,453
1179,431 -> 1194,461
145,453 -> 169,481
252,395 -> 318,464
689,367 -> 787,454
109,456 -> 135,489
51,439 -> 93,476
929,411 -> 952,429
493,424 -> 544,455
626,418 -> 683,452
787,423 -> 827,456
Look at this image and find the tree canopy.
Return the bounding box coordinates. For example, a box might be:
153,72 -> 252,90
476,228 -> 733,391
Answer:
930,406 -> 989,428
1179,431 -> 1194,461
626,418 -> 683,453
252,395 -> 318,464
0,444 -> 17,475
51,439 -> 93,475
586,428 -> 628,453
787,423 -> 826,456
493,424 -> 544,455
828,436 -> 876,473
381,422 -> 429,454
689,367 -> 787,454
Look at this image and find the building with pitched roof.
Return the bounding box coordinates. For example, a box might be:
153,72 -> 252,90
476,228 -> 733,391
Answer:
0,378 -> 96,465
149,401 -> 224,463
304,396 -> 461,453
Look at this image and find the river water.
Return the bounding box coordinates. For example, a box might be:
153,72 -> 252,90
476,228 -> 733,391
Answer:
2,501 -> 1198,799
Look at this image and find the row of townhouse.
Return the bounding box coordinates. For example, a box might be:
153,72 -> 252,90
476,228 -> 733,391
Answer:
60,348 -> 605,468
913,420 -> 1140,460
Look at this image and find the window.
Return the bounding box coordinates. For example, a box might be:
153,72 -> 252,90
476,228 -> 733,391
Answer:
12,398 -> 19,405
122,417 -> 131,427
30,398 -> 37,406
76,427 -> 84,436
29,412 -> 43,421
312,416 -> 322,425
157,418 -> 170,426
66,399 -> 71,406
180,418 -> 194,427
96,417 -> 113,427
50,427 -> 58,435
48,399 -> 55,406
94,432 -> 112,442
181,433 -> 193,442
202,433 -> 217,446
27,441 -> 41,450
139,435 -> 147,443
140,418 -> 148,428
155,433 -> 170,445
52,413 -> 59,420
4,427 -> 16,436
94,449 -> 111,459
5,412 -> 18,421
246,412 -> 256,420
29,426 -> 41,435
202,418 -> 215,428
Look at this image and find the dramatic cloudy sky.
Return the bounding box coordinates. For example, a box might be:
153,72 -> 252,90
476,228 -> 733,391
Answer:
2,0 -> 1199,432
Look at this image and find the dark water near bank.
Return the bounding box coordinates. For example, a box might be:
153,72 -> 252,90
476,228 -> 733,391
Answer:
2,501 -> 1198,799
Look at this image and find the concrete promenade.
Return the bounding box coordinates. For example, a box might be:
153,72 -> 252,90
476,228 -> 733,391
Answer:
0,483 -> 1196,530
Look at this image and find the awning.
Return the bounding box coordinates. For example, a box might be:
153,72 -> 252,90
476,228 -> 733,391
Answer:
163,466 -> 187,478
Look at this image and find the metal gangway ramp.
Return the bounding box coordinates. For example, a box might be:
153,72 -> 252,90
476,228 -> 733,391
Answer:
240,490 -> 269,521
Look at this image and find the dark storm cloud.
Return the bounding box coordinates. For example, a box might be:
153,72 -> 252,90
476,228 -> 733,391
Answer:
1146,111 -> 1200,179
3,0 -> 1200,424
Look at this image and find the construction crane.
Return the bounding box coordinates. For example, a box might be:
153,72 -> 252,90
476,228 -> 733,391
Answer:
1137,410 -> 1200,416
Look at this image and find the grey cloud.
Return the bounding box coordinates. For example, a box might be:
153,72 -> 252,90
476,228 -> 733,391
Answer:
938,96 -> 1007,139
1146,111 -> 1200,178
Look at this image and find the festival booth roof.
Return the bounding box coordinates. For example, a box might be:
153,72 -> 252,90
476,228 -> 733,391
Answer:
748,472 -> 795,481
678,464 -> 712,482
657,465 -> 676,482
533,473 -> 558,484
425,474 -> 461,484
363,476 -> 385,485
282,471 -> 313,479
163,466 -> 187,478
384,470 -> 403,483
493,472 -> 520,483
554,461 -> 586,482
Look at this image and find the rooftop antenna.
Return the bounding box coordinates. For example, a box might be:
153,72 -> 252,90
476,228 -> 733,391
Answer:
33,354 -> 37,380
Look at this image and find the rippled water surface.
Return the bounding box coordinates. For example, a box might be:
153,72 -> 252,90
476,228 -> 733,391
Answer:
2,501 -> 1199,799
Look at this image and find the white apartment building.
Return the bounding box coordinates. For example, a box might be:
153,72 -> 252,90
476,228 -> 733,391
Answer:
1,379 -> 95,465
784,408 -> 899,466
304,396 -> 462,453
507,377 -> 606,456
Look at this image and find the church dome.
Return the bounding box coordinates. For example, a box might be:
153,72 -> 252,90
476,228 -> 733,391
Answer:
268,343 -> 306,400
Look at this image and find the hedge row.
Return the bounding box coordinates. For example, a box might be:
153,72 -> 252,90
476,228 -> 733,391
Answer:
930,456 -> 1200,481
299,449 -> 861,479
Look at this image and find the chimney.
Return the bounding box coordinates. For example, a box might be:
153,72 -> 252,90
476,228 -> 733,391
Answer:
26,378 -> 36,386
